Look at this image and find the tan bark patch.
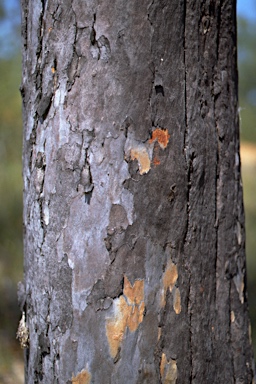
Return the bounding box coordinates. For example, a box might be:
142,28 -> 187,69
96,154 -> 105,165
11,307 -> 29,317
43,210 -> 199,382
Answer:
130,147 -> 151,174
72,369 -> 91,384
123,275 -> 144,305
128,128 -> 170,173
173,287 -> 181,314
16,312 -> 29,349
160,353 -> 178,384
106,276 -> 145,358
106,296 -> 127,358
158,327 -> 162,341
161,260 -> 178,307
126,301 -> 145,332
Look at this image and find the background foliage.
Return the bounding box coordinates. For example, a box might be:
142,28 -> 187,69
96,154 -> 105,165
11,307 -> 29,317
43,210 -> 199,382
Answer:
0,0 -> 23,381
238,15 -> 256,356
0,1 -> 255,382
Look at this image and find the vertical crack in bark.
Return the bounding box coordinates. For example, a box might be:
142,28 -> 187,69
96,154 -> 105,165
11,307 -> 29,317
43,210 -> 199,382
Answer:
35,1 -> 54,123
89,13 -> 100,60
182,0 -> 190,245
90,13 -> 97,45
66,17 -> 78,92
89,12 -> 111,62
183,1 -> 193,381
147,0 -> 155,26
147,0 -> 156,134
36,148 -> 47,252
147,0 -> 167,133
76,131 -> 96,204
213,6 -> 222,379
40,0 -> 46,17
213,4 -> 224,378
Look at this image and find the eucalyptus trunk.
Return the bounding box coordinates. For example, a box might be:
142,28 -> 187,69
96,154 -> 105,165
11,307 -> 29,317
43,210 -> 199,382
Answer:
20,0 -> 254,382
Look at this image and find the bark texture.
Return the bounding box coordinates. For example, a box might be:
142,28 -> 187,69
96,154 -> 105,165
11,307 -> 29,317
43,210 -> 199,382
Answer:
20,0 -> 255,382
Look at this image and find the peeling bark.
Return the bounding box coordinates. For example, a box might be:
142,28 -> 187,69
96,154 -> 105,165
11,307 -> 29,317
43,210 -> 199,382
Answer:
20,0 -> 255,383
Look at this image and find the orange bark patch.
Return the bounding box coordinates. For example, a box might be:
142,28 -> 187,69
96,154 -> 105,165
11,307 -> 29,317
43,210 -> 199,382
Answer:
72,369 -> 91,384
130,147 -> 151,174
160,353 -> 178,384
161,261 -> 178,307
128,128 -> 170,172
152,145 -> 161,166
123,275 -> 144,305
106,276 -> 145,358
153,156 -> 161,166
106,296 -> 127,358
149,128 -> 170,149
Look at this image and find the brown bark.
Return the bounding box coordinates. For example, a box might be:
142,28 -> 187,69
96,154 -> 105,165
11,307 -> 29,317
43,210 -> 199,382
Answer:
20,0 -> 255,382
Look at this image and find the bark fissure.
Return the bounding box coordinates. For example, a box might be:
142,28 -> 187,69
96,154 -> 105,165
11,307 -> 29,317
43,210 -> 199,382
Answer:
183,1 -> 194,381
182,0 -> 190,246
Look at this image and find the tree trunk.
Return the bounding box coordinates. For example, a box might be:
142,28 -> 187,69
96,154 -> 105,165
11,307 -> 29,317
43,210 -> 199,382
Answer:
20,0 -> 255,382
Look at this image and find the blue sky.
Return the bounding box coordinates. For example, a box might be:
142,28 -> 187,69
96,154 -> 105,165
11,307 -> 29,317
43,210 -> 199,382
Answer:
237,0 -> 256,20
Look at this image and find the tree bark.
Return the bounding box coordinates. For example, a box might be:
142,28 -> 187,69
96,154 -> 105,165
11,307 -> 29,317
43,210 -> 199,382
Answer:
20,0 -> 255,382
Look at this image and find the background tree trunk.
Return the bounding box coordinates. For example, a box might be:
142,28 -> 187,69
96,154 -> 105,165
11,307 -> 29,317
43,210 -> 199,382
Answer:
20,0 -> 255,382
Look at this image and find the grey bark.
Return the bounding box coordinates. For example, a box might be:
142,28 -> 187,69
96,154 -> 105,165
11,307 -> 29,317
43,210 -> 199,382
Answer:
20,0 -> 255,383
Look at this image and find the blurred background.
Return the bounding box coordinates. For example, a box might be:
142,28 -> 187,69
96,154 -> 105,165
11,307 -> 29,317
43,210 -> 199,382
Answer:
0,0 -> 255,382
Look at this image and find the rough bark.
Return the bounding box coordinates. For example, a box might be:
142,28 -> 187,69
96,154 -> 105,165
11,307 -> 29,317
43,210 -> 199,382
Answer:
20,0 -> 255,383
